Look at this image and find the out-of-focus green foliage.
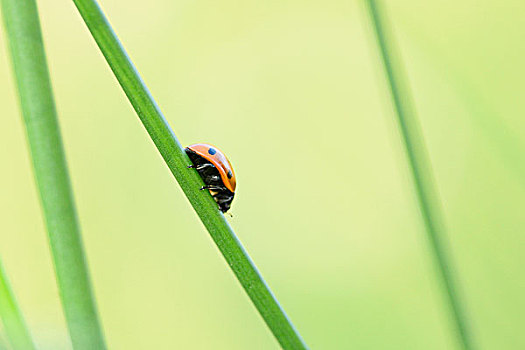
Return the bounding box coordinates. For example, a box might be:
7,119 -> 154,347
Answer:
366,1 -> 473,348
1,0 -> 106,347
0,0 -> 523,348
0,259 -> 35,349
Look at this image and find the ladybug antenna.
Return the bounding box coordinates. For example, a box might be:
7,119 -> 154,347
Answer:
225,211 -> 233,218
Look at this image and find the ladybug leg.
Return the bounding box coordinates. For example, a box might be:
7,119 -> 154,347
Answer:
196,163 -> 214,171
213,196 -> 232,204
187,163 -> 214,171
200,185 -> 227,191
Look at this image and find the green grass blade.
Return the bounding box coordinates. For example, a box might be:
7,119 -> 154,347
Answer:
0,0 -> 107,348
70,0 -> 307,348
364,1 -> 474,349
0,260 -> 36,350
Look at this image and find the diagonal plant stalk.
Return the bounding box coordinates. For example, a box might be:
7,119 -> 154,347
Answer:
364,1 -> 473,349
0,259 -> 36,350
1,0 -> 107,348
70,0 -> 307,348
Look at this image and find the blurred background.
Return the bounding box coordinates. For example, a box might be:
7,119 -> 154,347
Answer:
1,0 -> 524,348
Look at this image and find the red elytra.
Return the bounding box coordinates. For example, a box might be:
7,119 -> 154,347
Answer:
185,143 -> 236,193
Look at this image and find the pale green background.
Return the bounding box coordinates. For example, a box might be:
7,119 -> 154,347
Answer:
1,0 -> 524,349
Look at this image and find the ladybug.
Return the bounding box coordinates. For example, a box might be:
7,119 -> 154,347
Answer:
185,143 -> 236,213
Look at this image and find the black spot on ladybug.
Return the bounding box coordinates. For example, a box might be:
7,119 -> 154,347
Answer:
208,148 -> 217,155
227,170 -> 233,179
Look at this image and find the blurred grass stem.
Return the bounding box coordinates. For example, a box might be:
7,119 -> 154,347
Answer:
364,1 -> 473,349
70,0 -> 307,348
0,260 -> 36,350
1,0 -> 107,348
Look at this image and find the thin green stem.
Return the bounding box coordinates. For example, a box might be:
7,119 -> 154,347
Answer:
0,260 -> 36,350
70,0 -> 307,348
364,1 -> 473,349
1,0 -> 106,348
